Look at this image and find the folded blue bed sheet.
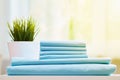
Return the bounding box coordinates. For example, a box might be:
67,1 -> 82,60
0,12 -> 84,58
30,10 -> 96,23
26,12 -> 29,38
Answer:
40,41 -> 86,47
7,64 -> 116,76
40,47 -> 86,51
11,58 -> 111,66
40,51 -> 86,55
40,54 -> 88,59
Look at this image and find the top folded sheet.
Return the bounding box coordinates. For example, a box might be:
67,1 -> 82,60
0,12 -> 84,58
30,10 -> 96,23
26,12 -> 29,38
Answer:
40,47 -> 86,51
40,41 -> 86,47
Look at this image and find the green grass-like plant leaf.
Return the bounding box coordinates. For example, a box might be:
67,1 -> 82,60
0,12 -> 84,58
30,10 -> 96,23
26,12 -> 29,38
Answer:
8,17 -> 40,41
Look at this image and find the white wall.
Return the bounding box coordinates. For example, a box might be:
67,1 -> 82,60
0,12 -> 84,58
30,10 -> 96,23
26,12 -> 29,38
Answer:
0,54 -> 2,74
10,0 -> 30,21
0,0 -> 11,58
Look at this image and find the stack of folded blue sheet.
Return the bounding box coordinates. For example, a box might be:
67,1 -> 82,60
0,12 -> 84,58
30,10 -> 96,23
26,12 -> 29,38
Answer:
40,41 -> 88,59
7,41 -> 116,76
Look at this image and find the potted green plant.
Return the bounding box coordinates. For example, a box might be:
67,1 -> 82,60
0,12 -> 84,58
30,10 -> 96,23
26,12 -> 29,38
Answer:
8,17 -> 40,59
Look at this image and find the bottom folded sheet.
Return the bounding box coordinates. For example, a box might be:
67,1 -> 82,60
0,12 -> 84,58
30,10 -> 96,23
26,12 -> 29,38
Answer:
7,64 -> 116,76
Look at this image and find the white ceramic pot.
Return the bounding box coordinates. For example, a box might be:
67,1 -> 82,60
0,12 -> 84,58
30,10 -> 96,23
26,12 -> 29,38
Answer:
8,42 -> 40,60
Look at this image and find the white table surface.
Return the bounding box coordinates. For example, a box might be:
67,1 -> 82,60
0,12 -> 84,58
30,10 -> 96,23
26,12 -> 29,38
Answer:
0,74 -> 120,80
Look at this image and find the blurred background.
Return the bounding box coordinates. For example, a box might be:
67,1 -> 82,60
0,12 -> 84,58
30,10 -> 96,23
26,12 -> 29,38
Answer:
0,0 -> 120,74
